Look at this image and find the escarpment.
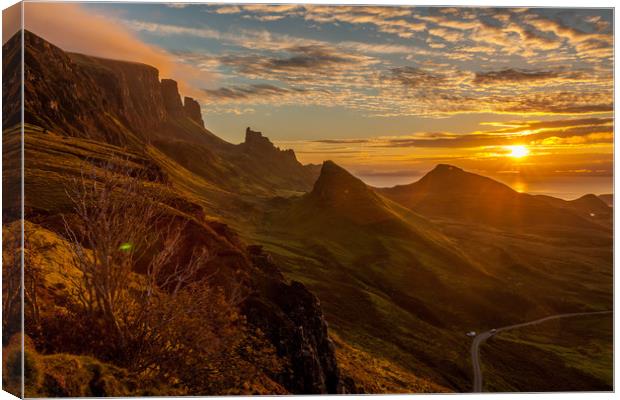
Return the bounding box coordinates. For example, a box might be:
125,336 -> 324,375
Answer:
13,30 -> 206,145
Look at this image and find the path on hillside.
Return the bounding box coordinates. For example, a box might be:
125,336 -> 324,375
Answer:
471,310 -> 612,392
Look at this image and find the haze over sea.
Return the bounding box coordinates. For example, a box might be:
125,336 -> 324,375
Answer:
357,173 -> 612,200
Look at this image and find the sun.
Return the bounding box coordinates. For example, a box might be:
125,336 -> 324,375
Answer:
506,145 -> 529,159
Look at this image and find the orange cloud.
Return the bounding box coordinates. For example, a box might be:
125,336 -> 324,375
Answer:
22,3 -> 209,99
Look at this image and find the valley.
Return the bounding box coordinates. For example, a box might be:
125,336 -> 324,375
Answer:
2,29 -> 613,395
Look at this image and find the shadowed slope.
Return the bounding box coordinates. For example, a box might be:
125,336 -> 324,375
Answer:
305,160 -> 393,224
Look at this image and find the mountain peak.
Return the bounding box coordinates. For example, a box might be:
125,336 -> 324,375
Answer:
310,161 -> 377,204
433,164 -> 463,172
320,159 -> 347,175
416,164 -> 514,196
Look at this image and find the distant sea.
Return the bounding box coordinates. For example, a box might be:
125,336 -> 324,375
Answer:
495,176 -> 613,200
360,174 -> 613,200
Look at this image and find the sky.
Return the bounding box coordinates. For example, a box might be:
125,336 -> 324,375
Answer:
17,2 -> 614,197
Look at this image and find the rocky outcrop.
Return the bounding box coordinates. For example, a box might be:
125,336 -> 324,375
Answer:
183,96 -> 204,127
244,127 -> 272,149
242,247 -> 341,394
242,127 -> 297,163
144,218 -> 343,393
167,218 -> 342,393
161,79 -> 184,117
233,127 -> 320,192
159,79 -> 206,127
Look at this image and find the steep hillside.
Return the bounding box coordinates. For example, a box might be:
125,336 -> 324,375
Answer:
303,160 -> 396,224
6,130 -> 342,393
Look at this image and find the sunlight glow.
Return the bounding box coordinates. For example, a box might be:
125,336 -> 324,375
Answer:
506,145 -> 530,159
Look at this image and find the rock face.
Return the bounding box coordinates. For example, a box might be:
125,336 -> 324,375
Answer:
242,127 -> 298,163
87,56 -> 168,133
9,31 -> 206,145
183,96 -> 204,127
161,79 -> 184,117
242,248 -> 341,394
130,216 -> 343,394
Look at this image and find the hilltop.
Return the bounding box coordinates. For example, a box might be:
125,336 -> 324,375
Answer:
379,164 -> 610,233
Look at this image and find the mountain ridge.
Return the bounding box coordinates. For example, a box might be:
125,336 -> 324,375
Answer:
379,163 -> 609,232
6,30 -> 319,197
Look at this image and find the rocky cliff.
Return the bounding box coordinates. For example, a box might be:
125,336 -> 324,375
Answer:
183,96 -> 204,127
231,127 -> 319,191
242,127 -> 296,162
7,31 -> 317,195
161,78 -> 184,117
10,31 -> 206,145
243,246 -> 340,393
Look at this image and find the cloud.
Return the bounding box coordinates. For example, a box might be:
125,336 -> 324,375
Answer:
496,91 -> 612,115
121,19 -> 221,40
219,45 -> 364,76
308,117 -> 613,150
314,139 -> 370,144
42,4 -> 609,119
428,27 -> 465,41
524,14 -> 612,44
387,66 -> 446,88
211,4 -> 428,39
202,84 -> 306,101
22,3 -> 210,98
473,68 -> 574,85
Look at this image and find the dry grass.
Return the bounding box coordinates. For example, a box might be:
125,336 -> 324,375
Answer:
332,334 -> 451,393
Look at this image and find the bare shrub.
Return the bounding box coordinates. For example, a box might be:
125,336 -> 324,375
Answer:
60,158 -> 208,358
57,158 -> 283,394
3,223 -> 47,344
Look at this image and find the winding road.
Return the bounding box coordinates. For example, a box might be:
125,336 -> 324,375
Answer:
470,310 -> 612,392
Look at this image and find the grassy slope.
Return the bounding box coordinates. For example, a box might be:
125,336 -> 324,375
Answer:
480,313 -> 612,392
332,334 -> 451,393
12,124 -> 613,393
241,171 -> 612,392
15,126 -> 465,392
